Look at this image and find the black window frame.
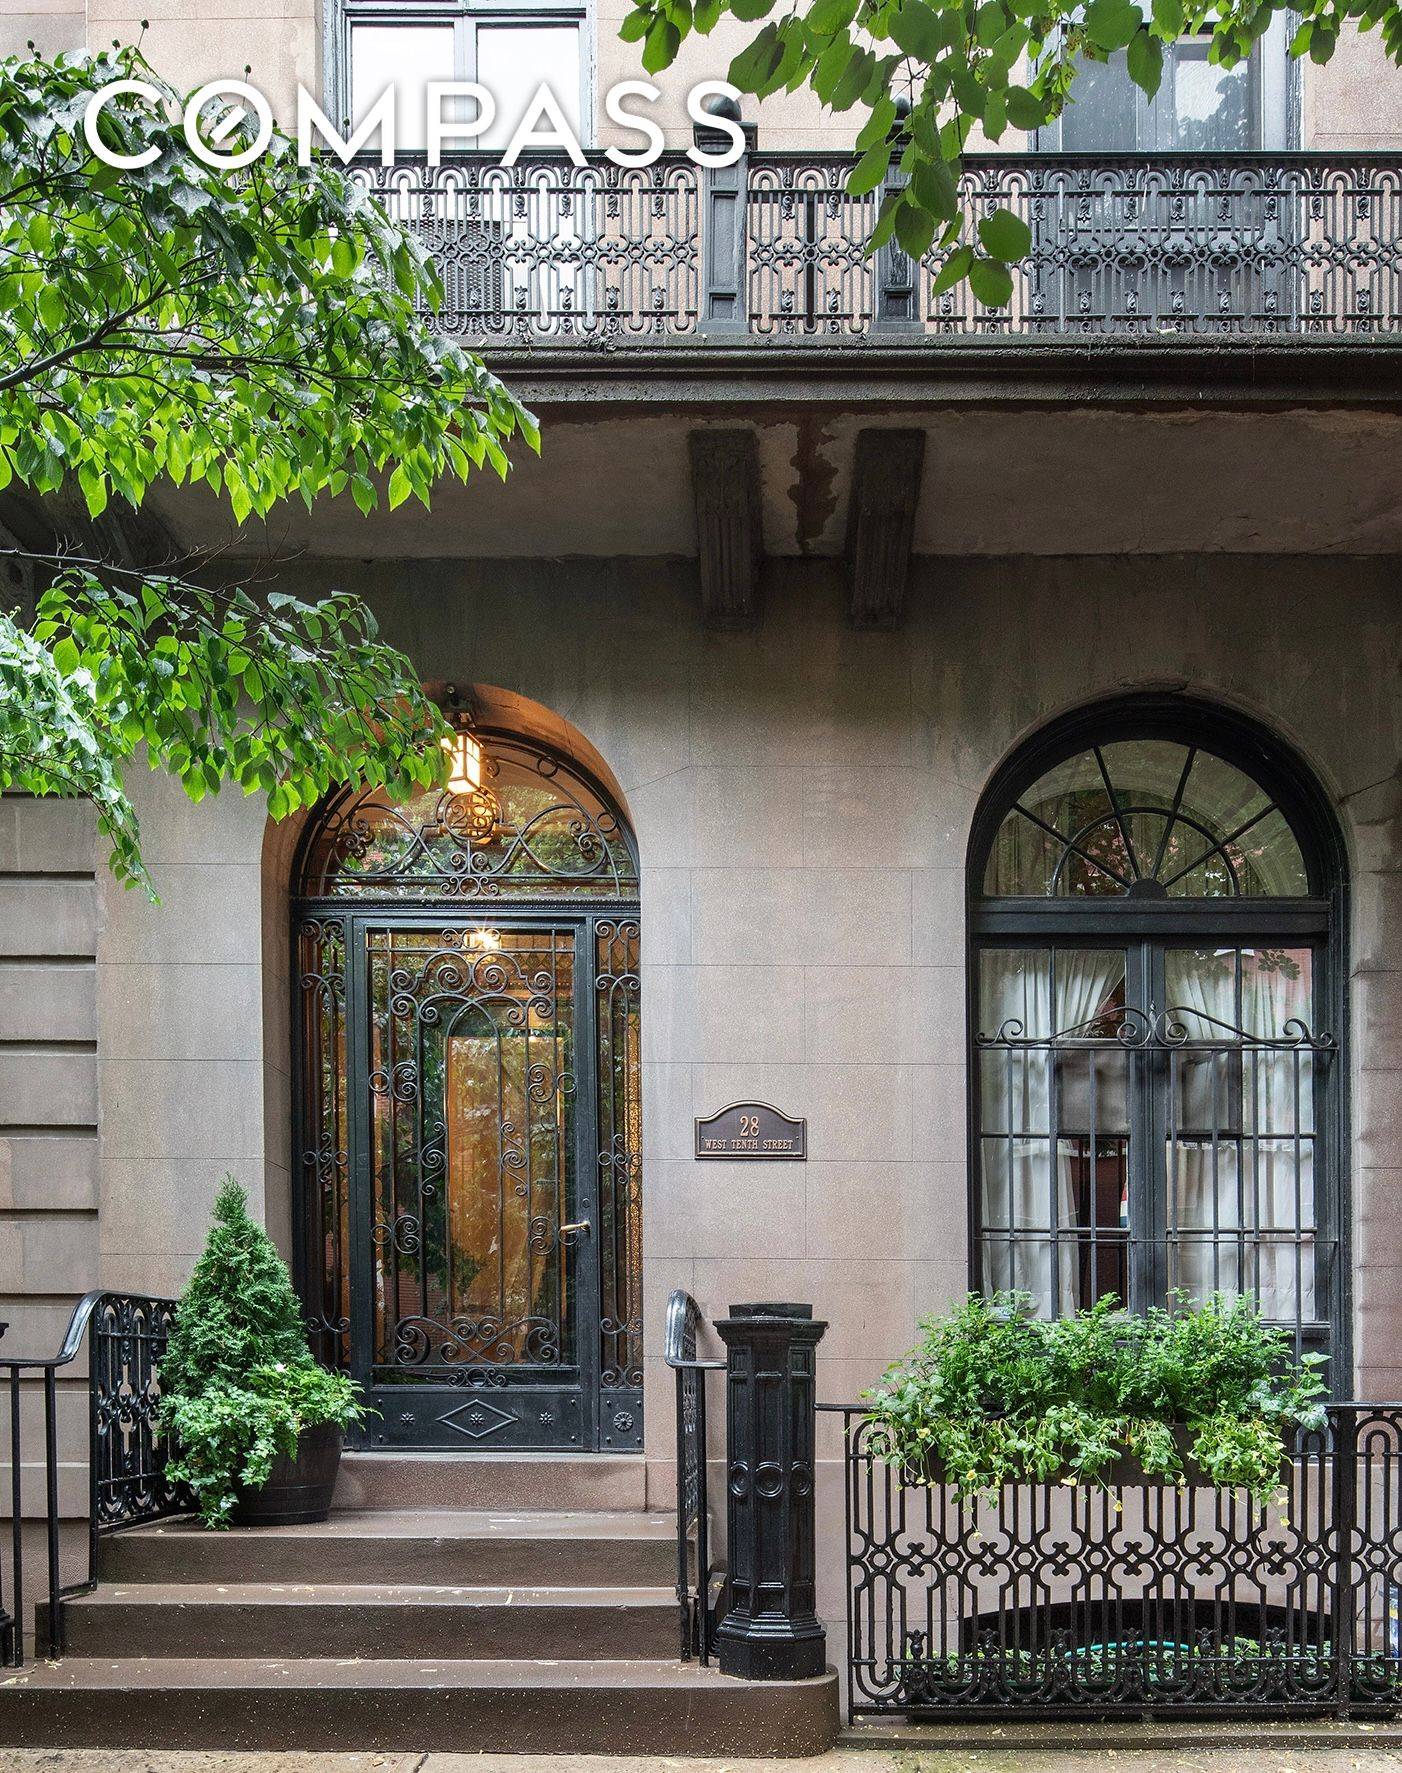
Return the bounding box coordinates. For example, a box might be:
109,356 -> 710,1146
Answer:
966,694 -> 1351,1385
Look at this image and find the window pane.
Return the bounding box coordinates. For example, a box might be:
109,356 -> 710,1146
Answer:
478,26 -> 582,151
1059,51 -> 1139,151
983,740 -> 1308,898
1172,42 -> 1252,150
350,24 -> 456,151
978,947 -> 1127,1319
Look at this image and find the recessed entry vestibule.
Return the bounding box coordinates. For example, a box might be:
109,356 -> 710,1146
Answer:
290,719 -> 642,1453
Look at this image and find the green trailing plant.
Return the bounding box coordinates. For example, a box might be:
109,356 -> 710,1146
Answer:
159,1177 -> 367,1528
863,1291 -> 1328,1504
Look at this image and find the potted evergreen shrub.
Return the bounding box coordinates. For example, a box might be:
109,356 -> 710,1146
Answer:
863,1291 -> 1328,1504
159,1177 -> 368,1528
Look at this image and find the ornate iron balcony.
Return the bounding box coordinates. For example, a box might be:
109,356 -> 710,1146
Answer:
356,150 -> 1402,347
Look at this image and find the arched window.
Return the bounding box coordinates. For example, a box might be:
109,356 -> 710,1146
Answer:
968,698 -> 1346,1363
292,724 -> 642,1451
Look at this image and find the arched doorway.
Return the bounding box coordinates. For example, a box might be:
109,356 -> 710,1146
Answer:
967,695 -> 1348,1372
291,718 -> 642,1451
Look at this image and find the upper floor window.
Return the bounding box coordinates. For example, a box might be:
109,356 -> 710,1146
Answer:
1039,16 -> 1295,150
332,0 -> 588,151
969,700 -> 1345,1369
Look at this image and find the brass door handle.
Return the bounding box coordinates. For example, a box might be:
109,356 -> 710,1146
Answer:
559,1220 -> 592,1241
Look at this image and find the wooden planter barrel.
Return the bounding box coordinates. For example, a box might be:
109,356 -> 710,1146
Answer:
231,1422 -> 342,1526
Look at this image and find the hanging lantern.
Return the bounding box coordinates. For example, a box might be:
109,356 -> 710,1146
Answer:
443,721 -> 483,797
440,691 -> 501,847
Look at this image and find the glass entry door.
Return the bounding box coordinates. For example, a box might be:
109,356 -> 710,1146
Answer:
351,917 -> 597,1448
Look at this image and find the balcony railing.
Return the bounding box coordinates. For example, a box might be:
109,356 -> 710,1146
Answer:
356,150 -> 1402,347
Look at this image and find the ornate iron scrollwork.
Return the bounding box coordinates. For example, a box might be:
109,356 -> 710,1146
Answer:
295,731 -> 638,902
357,151 -> 1402,343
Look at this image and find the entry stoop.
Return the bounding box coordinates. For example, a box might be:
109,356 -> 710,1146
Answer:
0,1469 -> 838,1756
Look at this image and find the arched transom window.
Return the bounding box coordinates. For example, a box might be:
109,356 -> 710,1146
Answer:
969,703 -> 1344,1364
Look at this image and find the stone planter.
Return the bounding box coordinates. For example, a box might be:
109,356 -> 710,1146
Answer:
230,1421 -> 342,1526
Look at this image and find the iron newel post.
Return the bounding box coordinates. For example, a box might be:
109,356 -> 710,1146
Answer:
714,1302 -> 827,1680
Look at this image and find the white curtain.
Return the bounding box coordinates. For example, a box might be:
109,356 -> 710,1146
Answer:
1165,950 -> 1314,1324
980,949 -> 1127,1317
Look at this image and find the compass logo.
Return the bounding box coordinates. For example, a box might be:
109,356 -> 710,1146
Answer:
82,76 -> 746,171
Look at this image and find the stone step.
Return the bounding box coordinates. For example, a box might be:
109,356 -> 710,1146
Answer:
0,1656 -> 839,1757
51,1581 -> 679,1661
334,1452 -> 647,1513
99,1508 -> 678,1589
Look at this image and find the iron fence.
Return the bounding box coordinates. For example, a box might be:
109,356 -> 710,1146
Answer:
824,1401 -> 1402,1721
356,151 -> 1402,344
0,1292 -> 182,1664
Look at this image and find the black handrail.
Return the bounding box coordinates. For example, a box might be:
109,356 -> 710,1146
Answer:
0,1290 -> 181,1665
664,1289 -> 724,1663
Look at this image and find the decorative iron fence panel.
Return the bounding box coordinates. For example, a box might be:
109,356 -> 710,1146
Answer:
359,151 -> 1402,343
90,1294 -> 184,1537
356,157 -> 701,342
826,1402 -> 1402,1720
0,1291 -> 182,1665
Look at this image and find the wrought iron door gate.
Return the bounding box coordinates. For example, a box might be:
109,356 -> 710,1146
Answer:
292,736 -> 645,1454
354,915 -> 595,1447
296,907 -> 643,1452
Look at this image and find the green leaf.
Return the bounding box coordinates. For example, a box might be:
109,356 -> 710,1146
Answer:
729,22 -> 783,87
36,281 -> 64,332
1084,0 -> 1142,50
1006,85 -> 1049,130
977,205 -> 1032,263
968,254 -> 1015,306
1151,0 -> 1184,36
1308,24 -> 1337,60
889,0 -> 948,60
1126,26 -> 1164,96
808,0 -> 859,34
893,195 -> 937,258
910,154 -> 960,223
642,15 -> 682,70
931,242 -> 974,293
846,137 -> 894,197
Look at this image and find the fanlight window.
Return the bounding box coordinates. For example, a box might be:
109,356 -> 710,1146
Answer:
296,731 -> 638,901
984,740 -> 1310,900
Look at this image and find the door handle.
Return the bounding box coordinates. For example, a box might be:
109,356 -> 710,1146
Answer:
559,1220 -> 592,1242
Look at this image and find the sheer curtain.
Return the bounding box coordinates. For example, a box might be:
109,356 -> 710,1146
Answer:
980,949 -> 1127,1317
1165,949 -> 1313,1324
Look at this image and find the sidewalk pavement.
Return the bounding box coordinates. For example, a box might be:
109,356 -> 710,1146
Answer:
4,1749 -> 1402,1773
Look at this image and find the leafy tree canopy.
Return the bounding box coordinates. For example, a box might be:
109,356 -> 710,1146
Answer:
627,0 -> 1391,303
0,42 -> 533,894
